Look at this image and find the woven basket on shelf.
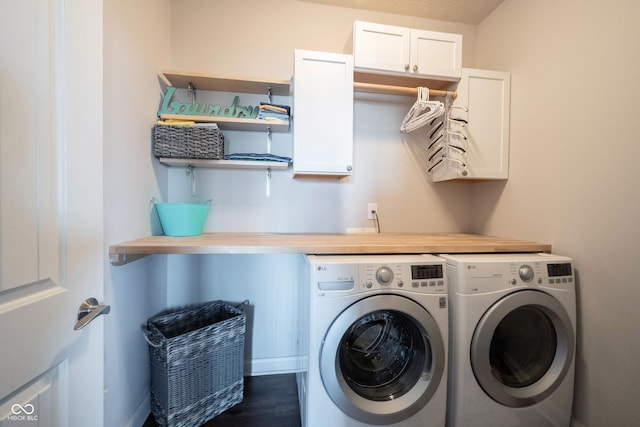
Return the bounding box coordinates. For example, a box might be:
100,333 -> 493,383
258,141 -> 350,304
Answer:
144,300 -> 246,427
153,124 -> 224,159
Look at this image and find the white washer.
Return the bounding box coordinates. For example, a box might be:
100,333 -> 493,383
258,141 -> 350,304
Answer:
298,255 -> 449,427
441,253 -> 576,427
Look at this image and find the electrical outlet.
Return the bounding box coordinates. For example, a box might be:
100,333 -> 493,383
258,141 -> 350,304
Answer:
367,203 -> 378,220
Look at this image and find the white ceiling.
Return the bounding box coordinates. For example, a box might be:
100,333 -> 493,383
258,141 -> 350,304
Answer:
298,0 -> 505,24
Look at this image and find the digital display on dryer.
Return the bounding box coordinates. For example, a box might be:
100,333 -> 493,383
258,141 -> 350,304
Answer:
411,264 -> 443,279
547,263 -> 573,277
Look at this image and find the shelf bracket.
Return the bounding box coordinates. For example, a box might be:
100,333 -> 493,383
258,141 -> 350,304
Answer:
109,253 -> 149,266
186,165 -> 196,197
266,167 -> 271,198
187,82 -> 196,105
266,126 -> 272,153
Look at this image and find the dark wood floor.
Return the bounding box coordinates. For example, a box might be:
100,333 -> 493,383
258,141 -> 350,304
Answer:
143,374 -> 301,427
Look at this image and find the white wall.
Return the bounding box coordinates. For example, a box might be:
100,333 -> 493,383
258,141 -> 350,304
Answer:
474,1 -> 640,426
103,1 -> 171,426
103,1 -> 640,425
164,0 -> 477,376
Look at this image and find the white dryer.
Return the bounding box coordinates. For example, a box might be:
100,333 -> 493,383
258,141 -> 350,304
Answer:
298,255 -> 449,427
441,253 -> 576,427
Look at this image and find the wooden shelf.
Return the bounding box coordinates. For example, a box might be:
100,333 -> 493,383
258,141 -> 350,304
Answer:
158,113 -> 289,132
159,158 -> 290,170
109,232 -> 552,266
162,70 -> 290,96
160,70 -> 291,131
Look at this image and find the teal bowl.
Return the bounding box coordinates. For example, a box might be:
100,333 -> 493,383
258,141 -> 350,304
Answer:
153,199 -> 211,237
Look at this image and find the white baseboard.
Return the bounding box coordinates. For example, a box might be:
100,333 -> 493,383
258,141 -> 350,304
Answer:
245,356 -> 307,376
127,394 -> 150,427
571,419 -> 586,427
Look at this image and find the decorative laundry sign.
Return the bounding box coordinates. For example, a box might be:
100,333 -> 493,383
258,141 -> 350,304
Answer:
158,86 -> 259,119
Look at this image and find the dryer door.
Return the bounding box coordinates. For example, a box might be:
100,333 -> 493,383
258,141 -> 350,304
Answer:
320,294 -> 445,425
471,289 -> 575,407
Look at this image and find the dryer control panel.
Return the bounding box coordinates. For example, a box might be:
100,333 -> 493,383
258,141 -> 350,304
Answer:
440,253 -> 574,294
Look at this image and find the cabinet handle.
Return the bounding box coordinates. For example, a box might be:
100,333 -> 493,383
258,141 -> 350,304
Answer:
347,165 -> 353,172
413,64 -> 418,72
405,64 -> 410,71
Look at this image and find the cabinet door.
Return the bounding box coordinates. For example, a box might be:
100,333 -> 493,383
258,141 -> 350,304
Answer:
410,29 -> 462,80
293,50 -> 354,176
431,68 -> 510,182
353,21 -> 410,74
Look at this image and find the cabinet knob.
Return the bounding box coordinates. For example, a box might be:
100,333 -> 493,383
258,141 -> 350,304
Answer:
404,64 -> 410,71
413,64 -> 418,72
346,165 -> 353,172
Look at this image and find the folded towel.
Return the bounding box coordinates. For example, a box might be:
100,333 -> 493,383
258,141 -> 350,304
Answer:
224,153 -> 292,164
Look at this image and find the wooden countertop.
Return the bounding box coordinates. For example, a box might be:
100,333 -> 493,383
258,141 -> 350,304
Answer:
109,232 -> 551,266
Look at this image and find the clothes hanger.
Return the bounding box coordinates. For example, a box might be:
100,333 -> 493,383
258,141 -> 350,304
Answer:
400,87 -> 445,133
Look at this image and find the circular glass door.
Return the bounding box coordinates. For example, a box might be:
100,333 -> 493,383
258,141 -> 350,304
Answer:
320,294 -> 445,425
471,290 -> 574,407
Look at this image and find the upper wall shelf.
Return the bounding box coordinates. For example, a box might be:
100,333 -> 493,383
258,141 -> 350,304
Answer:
158,114 -> 289,132
161,70 -> 291,96
160,70 -> 291,132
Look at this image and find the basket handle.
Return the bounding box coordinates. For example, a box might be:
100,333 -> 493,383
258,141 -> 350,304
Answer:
141,325 -> 163,348
235,299 -> 250,311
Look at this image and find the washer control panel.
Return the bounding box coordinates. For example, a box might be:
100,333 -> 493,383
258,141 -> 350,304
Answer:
309,255 -> 448,296
360,261 -> 446,294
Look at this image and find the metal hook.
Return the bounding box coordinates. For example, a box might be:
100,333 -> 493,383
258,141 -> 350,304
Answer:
428,158 -> 444,172
447,130 -> 467,140
428,133 -> 444,150
450,105 -> 469,112
428,146 -> 444,162
445,156 -> 466,167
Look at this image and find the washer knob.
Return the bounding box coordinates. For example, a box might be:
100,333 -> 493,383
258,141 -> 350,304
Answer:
519,265 -> 534,282
376,266 -> 394,285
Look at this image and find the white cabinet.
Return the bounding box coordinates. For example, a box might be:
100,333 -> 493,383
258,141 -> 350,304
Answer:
431,68 -> 511,182
353,21 -> 462,81
293,50 -> 354,176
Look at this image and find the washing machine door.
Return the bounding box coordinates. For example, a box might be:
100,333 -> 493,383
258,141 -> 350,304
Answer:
320,294 -> 446,425
471,289 -> 574,407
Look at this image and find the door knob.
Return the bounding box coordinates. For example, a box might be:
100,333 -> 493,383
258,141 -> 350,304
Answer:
74,297 -> 110,330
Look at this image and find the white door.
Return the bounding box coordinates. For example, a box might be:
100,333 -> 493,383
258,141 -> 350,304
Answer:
0,0 -> 105,425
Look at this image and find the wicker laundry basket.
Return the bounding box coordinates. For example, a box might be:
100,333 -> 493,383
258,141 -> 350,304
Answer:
153,124 -> 224,159
144,300 -> 246,427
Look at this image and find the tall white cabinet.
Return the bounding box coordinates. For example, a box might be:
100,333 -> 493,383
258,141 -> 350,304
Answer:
293,50 -> 354,176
